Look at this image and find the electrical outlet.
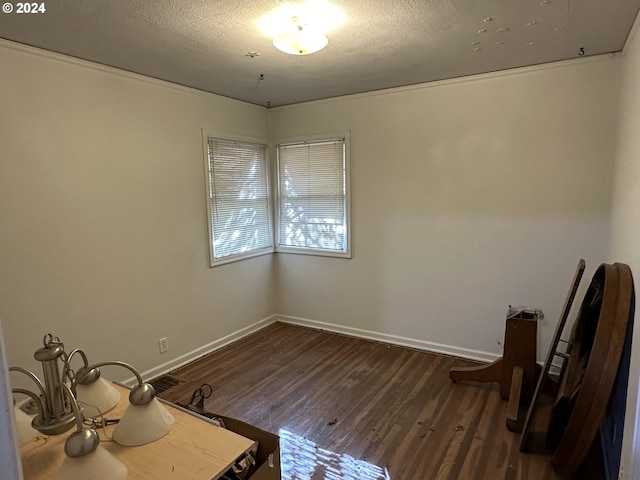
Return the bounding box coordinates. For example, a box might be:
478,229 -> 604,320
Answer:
159,337 -> 168,353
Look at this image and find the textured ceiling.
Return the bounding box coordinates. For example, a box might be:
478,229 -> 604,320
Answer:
1,0 -> 639,107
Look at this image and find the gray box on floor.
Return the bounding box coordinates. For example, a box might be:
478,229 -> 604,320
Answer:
176,402 -> 281,480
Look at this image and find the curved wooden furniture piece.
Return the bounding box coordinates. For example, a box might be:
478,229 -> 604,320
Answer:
519,259 -> 585,451
450,308 -> 541,432
550,262 -> 633,476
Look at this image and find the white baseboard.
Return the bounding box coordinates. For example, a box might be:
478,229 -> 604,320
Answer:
124,313 -> 501,387
125,315 -> 279,386
274,314 -> 500,364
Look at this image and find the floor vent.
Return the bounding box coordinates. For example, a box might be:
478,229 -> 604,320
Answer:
149,375 -> 180,394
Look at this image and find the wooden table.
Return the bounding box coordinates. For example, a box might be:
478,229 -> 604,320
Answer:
20,383 -> 257,479
449,307 -> 542,432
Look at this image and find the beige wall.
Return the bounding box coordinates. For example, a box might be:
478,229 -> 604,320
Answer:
0,41 -> 275,382
609,16 -> 640,479
271,57 -> 619,362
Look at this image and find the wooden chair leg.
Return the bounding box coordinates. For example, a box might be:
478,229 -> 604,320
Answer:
507,366 -> 524,432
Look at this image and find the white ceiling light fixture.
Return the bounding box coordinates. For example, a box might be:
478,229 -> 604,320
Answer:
273,17 -> 328,55
259,0 -> 345,56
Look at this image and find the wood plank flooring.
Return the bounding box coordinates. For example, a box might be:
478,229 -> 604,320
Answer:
157,322 -> 601,480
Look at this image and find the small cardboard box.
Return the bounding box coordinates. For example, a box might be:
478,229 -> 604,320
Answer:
177,403 -> 281,480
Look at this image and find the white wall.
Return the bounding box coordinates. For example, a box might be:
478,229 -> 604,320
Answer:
271,56 -> 620,362
0,41 -> 276,383
609,14 -> 640,479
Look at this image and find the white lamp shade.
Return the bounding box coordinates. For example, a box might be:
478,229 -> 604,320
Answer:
273,27 -> 328,55
56,445 -> 127,480
75,377 -> 121,418
14,405 -> 37,445
112,398 -> 175,446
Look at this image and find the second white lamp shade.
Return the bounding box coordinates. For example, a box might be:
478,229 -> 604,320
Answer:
56,445 -> 127,480
75,377 -> 121,418
14,405 -> 37,445
112,398 -> 175,446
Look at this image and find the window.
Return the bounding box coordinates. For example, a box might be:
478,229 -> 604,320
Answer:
276,134 -> 351,257
204,136 -> 273,266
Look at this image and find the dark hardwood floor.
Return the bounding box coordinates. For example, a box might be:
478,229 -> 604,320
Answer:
157,322 -> 598,480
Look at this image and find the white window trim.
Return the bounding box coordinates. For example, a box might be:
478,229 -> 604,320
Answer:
201,130 -> 274,267
273,130 -> 352,259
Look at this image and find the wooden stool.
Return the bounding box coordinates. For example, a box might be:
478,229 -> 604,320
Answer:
449,307 -> 542,431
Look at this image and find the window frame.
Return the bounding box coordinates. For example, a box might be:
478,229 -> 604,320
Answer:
202,131 -> 274,267
274,130 -> 352,259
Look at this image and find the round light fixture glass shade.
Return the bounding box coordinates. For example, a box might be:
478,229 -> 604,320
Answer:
56,445 -> 127,480
111,398 -> 175,446
75,377 -> 121,418
258,1 -> 345,38
273,26 -> 328,55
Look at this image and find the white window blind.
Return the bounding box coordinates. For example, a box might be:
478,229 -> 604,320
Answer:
277,137 -> 349,256
205,138 -> 273,265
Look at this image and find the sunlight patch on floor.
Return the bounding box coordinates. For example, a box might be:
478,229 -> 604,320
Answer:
279,429 -> 390,480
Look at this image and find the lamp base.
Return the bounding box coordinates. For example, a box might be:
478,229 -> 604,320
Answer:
32,411 -> 77,436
